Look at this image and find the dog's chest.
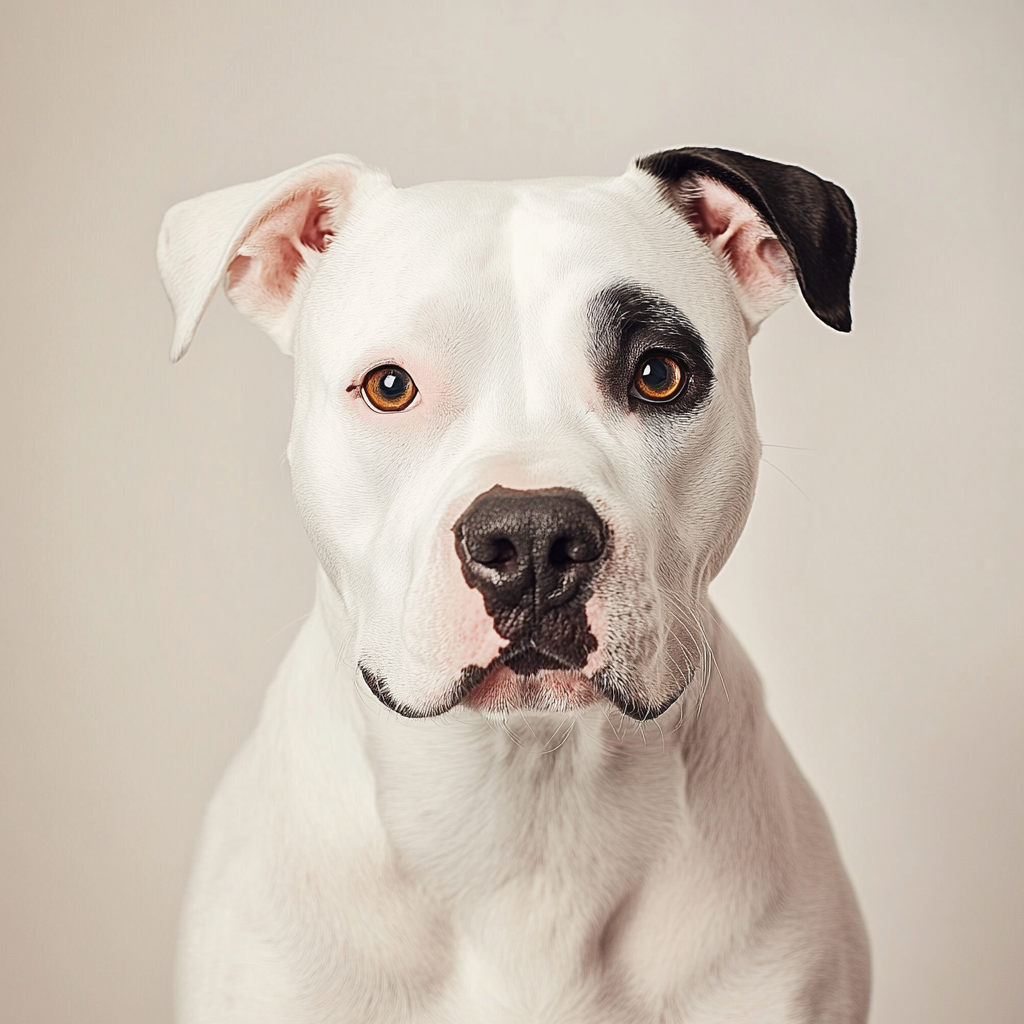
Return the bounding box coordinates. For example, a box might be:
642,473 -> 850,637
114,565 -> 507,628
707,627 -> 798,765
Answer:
426,976 -> 622,1023
421,906 -> 625,1024
358,722 -> 696,1023
395,897 -> 788,1024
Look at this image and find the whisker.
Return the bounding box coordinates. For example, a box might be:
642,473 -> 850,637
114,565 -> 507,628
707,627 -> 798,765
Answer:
697,599 -> 725,631
665,593 -> 718,690
695,600 -> 728,703
519,712 -> 542,746
671,699 -> 687,734
633,718 -> 649,745
658,593 -> 711,718
544,718 -> 576,754
661,625 -> 693,683
499,717 -> 524,748
540,714 -> 567,752
601,701 -> 625,743
649,711 -> 667,754
264,611 -> 313,644
666,606 -> 713,720
760,456 -> 812,503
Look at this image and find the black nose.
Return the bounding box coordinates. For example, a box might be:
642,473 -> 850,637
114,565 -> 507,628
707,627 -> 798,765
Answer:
454,486 -> 607,642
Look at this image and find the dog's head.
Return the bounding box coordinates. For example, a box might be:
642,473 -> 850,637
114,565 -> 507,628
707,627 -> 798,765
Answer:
158,148 -> 855,721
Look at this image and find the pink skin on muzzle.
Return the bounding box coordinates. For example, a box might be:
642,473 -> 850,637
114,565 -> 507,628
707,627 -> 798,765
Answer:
461,593 -> 609,715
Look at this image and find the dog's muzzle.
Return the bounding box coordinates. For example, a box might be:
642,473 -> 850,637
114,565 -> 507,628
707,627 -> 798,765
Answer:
358,487 -> 613,719
453,485 -> 607,673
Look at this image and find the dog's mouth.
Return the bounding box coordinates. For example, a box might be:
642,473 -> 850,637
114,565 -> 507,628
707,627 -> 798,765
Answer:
358,643 -> 690,722
358,642 -> 598,719
457,640 -> 598,715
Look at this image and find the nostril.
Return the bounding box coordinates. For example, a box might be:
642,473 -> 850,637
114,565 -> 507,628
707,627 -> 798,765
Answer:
549,535 -> 572,568
468,535 -> 517,568
549,531 -> 603,568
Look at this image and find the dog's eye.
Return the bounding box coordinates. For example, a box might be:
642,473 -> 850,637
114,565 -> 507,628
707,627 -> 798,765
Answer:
361,365 -> 418,412
630,352 -> 689,404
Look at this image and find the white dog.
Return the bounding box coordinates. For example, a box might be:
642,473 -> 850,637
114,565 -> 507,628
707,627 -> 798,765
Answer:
158,147 -> 869,1023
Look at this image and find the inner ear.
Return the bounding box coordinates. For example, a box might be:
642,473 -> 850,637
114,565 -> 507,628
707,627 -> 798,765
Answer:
226,187 -> 340,345
683,176 -> 797,335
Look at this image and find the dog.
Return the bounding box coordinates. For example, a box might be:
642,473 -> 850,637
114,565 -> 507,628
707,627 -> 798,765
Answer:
158,147 -> 869,1023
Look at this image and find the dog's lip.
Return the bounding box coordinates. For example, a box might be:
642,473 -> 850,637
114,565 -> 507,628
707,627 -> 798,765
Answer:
360,655 -> 596,719
361,657 -> 685,721
461,660 -> 599,713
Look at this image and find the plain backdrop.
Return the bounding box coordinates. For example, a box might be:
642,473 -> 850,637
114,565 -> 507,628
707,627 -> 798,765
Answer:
1,1 -> 1021,1021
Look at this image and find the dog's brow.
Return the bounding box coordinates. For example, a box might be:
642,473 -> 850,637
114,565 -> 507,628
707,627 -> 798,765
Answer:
587,283 -> 714,406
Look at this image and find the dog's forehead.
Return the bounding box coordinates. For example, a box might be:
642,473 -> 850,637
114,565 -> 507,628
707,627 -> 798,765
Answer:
306,171 -> 734,364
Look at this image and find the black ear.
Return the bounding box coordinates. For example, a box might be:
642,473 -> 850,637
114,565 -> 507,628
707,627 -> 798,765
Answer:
636,147 -> 857,332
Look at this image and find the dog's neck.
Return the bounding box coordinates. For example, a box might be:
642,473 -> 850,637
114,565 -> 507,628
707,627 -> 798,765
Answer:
252,566 -> 781,1000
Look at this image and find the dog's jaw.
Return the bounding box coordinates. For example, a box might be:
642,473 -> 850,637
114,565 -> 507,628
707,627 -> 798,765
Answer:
357,586 -> 693,721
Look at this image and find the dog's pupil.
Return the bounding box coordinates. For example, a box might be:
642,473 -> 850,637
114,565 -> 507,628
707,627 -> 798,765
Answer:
643,359 -> 669,390
382,372 -> 403,395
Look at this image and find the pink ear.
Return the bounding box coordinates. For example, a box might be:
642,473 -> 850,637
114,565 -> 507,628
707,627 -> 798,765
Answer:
687,177 -> 797,333
226,179 -> 346,347
158,155 -> 376,361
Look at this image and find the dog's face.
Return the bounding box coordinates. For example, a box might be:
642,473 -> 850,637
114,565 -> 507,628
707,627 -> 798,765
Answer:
288,173 -> 762,721
158,149 -> 855,721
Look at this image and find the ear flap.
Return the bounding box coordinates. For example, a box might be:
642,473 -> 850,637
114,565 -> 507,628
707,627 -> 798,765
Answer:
635,147 -> 857,333
157,154 -> 382,361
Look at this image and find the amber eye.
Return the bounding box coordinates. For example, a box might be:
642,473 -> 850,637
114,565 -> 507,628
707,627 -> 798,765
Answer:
361,365 -> 418,412
631,352 -> 688,404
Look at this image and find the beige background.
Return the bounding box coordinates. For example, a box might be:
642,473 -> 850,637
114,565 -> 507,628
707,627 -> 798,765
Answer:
2,0 -> 1021,1021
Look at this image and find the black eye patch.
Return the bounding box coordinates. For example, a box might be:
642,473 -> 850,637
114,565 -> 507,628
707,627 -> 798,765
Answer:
588,283 -> 714,415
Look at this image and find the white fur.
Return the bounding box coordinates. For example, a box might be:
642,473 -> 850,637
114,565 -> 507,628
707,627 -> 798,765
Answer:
159,156 -> 869,1023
